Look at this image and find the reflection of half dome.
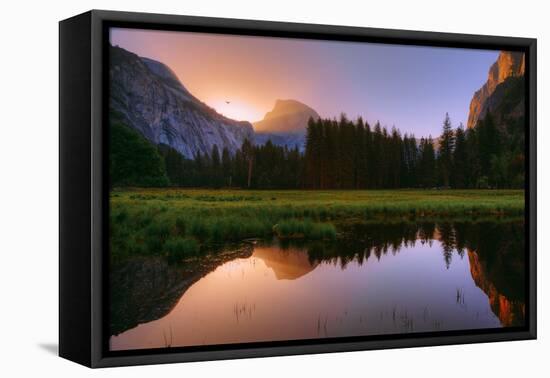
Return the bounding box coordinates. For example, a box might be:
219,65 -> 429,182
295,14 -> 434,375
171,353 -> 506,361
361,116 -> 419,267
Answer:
253,246 -> 318,280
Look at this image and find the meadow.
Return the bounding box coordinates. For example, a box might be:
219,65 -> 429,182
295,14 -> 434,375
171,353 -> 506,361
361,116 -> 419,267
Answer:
109,188 -> 524,262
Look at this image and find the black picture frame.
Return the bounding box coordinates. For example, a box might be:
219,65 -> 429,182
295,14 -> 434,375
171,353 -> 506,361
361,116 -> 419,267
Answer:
59,9 -> 537,368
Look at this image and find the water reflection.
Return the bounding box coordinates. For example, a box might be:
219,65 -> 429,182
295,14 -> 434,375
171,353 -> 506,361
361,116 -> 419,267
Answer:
110,221 -> 525,350
254,246 -> 319,280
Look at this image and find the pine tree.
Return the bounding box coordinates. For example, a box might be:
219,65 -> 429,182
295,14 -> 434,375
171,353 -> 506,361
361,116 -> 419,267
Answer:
452,124 -> 467,188
364,121 -> 373,188
402,134 -> 418,187
305,117 -> 321,188
211,144 -> 221,188
371,122 -> 383,188
221,147 -> 232,187
389,127 -> 402,188
241,139 -> 254,188
477,112 -> 501,187
438,113 -> 455,187
338,114 -> 355,189
464,127 -> 481,188
419,137 -> 436,188
355,118 -> 366,188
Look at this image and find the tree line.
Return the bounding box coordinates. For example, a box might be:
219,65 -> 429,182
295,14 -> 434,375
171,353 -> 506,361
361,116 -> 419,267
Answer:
111,111 -> 524,189
303,112 -> 524,189
159,139 -> 303,189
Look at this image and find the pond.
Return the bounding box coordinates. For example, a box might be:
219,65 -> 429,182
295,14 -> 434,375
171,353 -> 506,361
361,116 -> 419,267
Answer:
109,221 -> 525,351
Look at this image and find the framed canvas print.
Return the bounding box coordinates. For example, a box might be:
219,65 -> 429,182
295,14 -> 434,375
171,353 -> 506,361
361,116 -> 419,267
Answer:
59,10 -> 536,368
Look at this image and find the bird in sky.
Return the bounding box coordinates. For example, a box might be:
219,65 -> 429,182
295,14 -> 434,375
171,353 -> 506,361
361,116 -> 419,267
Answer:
225,101 -> 231,104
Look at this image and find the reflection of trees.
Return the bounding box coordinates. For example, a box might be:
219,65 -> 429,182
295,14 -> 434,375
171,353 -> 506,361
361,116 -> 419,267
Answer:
297,221 -> 523,277
284,220 -> 525,327
112,222 -> 526,336
290,222 -> 423,267
452,222 -> 467,258
438,223 -> 456,269
418,222 -> 436,244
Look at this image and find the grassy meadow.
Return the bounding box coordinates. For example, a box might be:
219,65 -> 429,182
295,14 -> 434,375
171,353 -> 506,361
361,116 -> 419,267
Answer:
110,188 -> 524,262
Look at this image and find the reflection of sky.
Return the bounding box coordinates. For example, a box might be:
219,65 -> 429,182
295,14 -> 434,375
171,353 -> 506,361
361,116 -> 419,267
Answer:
110,28 -> 498,137
110,240 -> 500,350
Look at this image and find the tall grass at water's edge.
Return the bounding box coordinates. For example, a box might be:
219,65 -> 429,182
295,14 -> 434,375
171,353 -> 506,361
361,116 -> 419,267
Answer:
109,188 -> 525,262
274,219 -> 337,241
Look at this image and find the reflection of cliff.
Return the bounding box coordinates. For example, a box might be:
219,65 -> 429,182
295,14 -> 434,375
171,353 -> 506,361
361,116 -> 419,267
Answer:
111,222 -> 526,336
305,221 -> 526,327
253,246 -> 318,280
468,249 -> 525,327
110,244 -> 253,335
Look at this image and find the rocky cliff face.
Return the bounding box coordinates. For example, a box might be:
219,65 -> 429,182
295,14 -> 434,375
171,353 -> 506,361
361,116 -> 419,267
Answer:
253,99 -> 320,150
467,51 -> 525,129
109,45 -> 254,159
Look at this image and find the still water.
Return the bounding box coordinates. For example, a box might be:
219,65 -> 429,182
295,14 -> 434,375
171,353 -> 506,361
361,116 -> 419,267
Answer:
110,222 -> 525,350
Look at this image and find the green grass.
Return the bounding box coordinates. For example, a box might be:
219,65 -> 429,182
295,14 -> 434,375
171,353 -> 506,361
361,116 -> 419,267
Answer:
273,219 -> 337,240
164,237 -> 200,262
109,188 -> 524,261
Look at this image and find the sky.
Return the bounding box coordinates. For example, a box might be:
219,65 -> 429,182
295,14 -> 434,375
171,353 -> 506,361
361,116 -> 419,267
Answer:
110,28 -> 499,138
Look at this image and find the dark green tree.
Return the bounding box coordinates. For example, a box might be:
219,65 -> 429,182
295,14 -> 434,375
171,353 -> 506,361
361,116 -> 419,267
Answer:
110,117 -> 169,187
241,138 -> 255,188
451,124 -> 467,188
210,144 -> 222,188
419,137 -> 436,188
221,147 -> 232,187
438,113 -> 455,187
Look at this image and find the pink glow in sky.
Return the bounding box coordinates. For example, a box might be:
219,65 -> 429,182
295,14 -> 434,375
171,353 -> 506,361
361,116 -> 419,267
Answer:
110,28 -> 499,137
